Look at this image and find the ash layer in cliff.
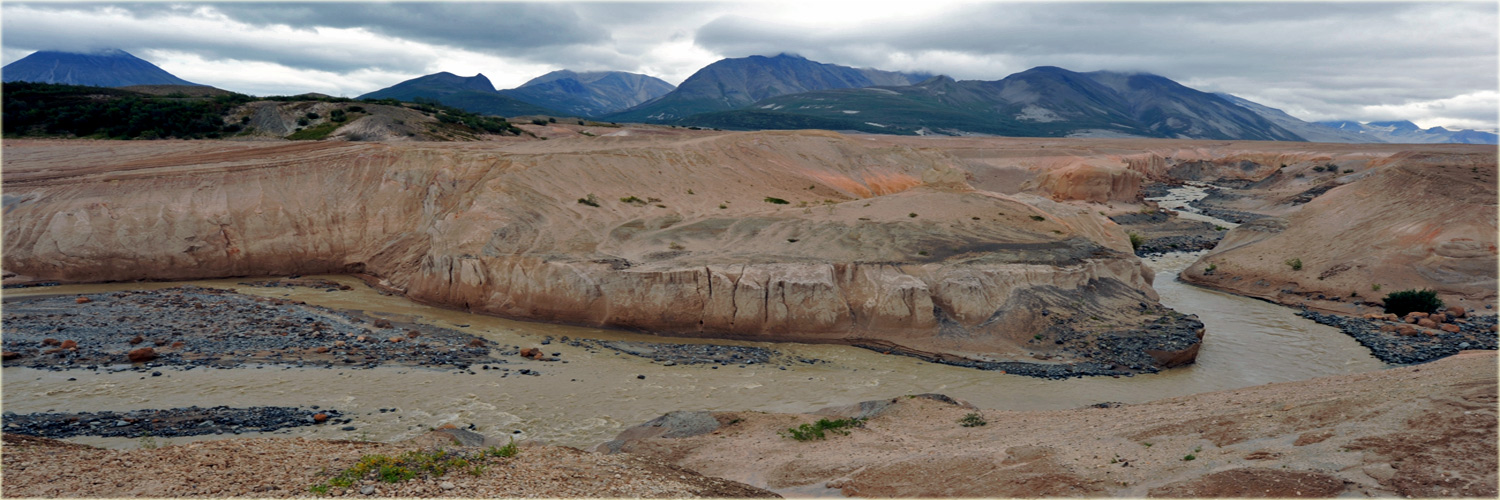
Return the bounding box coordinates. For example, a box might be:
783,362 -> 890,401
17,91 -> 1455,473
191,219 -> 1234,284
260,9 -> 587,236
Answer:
4,132 -> 1206,374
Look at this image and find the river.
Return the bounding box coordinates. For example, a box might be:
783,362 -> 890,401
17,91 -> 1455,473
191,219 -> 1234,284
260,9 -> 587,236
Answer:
1,187 -> 1386,450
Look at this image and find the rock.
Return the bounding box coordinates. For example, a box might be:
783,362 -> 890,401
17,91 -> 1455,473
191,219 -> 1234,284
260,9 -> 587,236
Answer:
41,338 -> 61,346
153,339 -> 168,346
440,482 -> 455,490
356,336 -> 368,343
127,347 -> 157,363
60,340 -> 78,350
1417,318 -> 1437,329
129,335 -> 145,345
373,319 -> 393,329
1440,324 -> 1462,333
170,341 -> 185,349
438,423 -> 458,430
407,330 -> 421,338
360,485 -> 375,495
387,337 -> 403,343
75,296 -> 91,304
313,413 -> 329,423
334,341 -> 346,347
520,347 -> 540,359
1430,313 -> 1448,323
1406,311 -> 1429,320
1447,306 -> 1467,318
2,352 -> 21,361
1378,324 -> 1397,333
1396,325 -> 1418,336
313,347 -> 330,353
468,338 -> 486,348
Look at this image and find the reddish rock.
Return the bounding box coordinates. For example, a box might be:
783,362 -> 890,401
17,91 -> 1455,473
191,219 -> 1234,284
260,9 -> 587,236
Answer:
407,330 -> 422,338
129,335 -> 145,345
1378,324 -> 1397,333
1446,306 -> 1466,318
313,347 -> 330,353
1440,324 -> 1462,333
41,338 -> 61,346
438,423 -> 458,430
171,341 -> 185,349
373,319 -> 393,329
334,341 -> 346,347
356,336 -> 369,343
387,337 -> 404,343
1430,313 -> 1448,323
1396,325 -> 1418,336
43,348 -> 64,355
60,340 -> 78,350
75,296 -> 91,304
313,413 -> 329,423
1417,318 -> 1437,329
153,339 -> 168,346
520,347 -> 540,358
127,347 -> 157,363
468,338 -> 487,348
1407,312 -> 1429,319
2,351 -> 21,361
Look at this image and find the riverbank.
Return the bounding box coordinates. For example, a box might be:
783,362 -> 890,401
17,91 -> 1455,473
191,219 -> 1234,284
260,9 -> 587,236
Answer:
602,350 -> 1497,498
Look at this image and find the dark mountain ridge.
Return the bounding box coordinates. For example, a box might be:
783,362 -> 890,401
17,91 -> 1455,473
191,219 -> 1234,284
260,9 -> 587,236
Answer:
2,49 -> 202,88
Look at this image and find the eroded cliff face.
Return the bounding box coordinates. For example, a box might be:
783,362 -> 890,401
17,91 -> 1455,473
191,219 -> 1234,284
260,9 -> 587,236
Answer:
1181,150 -> 1498,312
2,131 -> 1189,371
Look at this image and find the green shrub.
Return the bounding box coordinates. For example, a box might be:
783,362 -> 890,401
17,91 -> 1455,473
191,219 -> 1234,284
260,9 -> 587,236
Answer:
620,196 -> 644,204
1284,258 -> 1302,271
577,194 -> 600,207
908,213 -> 918,218
530,118 -> 548,126
1030,215 -> 1046,221
764,197 -> 789,205
305,112 -> 320,120
486,439 -> 519,458
1383,289 -> 1443,316
959,413 -> 987,427
1128,232 -> 1144,250
782,418 -> 864,441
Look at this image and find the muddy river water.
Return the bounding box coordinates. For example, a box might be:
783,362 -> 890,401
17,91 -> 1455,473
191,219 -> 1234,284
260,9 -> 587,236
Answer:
1,188 -> 1386,450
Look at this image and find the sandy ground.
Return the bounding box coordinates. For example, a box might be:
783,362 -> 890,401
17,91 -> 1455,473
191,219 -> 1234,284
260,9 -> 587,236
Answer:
603,351 -> 1498,498
0,431 -> 776,498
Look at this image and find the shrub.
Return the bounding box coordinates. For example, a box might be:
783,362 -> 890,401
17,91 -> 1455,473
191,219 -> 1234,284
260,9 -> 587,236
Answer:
547,117 -> 556,123
577,194 -> 601,207
297,117 -> 310,126
1128,232 -> 1144,250
1030,215 -> 1046,221
305,112 -> 320,119
908,213 -> 918,218
959,413 -> 987,427
530,118 -> 548,126
782,418 -> 864,441
240,116 -> 251,124
347,106 -> 364,113
620,196 -> 644,204
1284,258 -> 1302,271
1383,289 -> 1443,316
764,197 -> 789,205
486,439 -> 519,458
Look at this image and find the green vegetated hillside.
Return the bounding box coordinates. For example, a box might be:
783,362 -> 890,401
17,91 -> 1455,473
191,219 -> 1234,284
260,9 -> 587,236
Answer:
678,67 -> 1307,140
2,82 -> 524,141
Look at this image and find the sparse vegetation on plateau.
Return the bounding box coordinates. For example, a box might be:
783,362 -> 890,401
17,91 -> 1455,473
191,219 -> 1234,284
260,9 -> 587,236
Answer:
577,194 -> 601,207
764,197 -> 789,205
1285,258 -> 1303,271
959,413 -> 987,427
1382,289 -> 1444,316
781,417 -> 864,441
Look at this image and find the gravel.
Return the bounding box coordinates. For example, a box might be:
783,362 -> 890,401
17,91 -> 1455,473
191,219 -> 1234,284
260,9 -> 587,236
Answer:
1297,310 -> 1498,364
1,406 -> 344,439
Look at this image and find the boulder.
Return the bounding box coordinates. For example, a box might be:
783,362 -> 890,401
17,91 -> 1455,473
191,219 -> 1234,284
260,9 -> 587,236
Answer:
127,347 -> 157,363
2,351 -> 21,361
129,335 -> 145,345
407,330 -> 421,338
1440,324 -> 1462,333
1430,313 -> 1448,323
75,296 -> 91,304
313,413 -> 329,423
60,340 -> 78,349
1446,306 -> 1467,318
373,319 -> 393,329
1396,325 -> 1418,336
41,338 -> 61,346
468,338 -> 487,348
520,347 -> 541,359
1417,319 -> 1437,329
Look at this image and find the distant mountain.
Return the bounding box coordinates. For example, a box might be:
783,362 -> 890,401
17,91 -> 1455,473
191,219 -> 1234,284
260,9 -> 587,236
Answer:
357,72 -> 560,117
1315,120 -> 1498,144
681,66 -> 1305,141
2,49 -> 202,87
604,53 -> 931,122
1214,93 -> 1380,144
498,70 -> 674,118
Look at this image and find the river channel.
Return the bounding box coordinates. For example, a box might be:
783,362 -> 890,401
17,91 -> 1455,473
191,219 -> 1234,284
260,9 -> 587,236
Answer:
1,187 -> 1387,450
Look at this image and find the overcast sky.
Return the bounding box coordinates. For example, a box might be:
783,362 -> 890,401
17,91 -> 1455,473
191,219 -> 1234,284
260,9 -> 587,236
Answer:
3,1 -> 1496,131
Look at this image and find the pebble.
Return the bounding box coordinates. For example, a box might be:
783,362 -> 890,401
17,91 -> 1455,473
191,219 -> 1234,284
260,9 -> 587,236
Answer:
361,485 -> 376,495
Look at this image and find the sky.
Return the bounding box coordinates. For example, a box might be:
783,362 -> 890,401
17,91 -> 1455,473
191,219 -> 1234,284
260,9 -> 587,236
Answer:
3,1 -> 1497,131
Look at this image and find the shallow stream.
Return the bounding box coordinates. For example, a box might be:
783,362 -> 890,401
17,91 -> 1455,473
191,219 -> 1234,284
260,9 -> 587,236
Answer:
1,187 -> 1385,450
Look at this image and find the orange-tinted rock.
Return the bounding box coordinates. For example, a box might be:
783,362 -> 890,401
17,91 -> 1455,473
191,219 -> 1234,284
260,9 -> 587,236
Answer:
387,337 -> 403,343
1430,313 -> 1448,323
1417,319 -> 1437,329
313,347 -> 330,353
127,347 -> 157,362
407,330 -> 421,338
313,413 -> 329,423
373,319 -> 393,329
171,341 -> 185,349
41,338 -> 61,346
1396,325 -> 1418,336
60,340 -> 78,350
2,351 -> 21,361
334,341 -> 346,347
75,296 -> 91,304
438,423 -> 458,430
129,335 -> 145,345
356,336 -> 369,343
1446,306 -> 1467,318
1440,324 -> 1462,333
153,338 -> 168,346
468,338 -> 487,348
1378,324 -> 1397,333
520,347 -> 540,358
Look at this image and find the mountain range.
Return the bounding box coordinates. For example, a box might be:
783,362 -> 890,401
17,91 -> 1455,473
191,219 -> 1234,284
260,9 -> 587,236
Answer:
2,49 -> 1493,144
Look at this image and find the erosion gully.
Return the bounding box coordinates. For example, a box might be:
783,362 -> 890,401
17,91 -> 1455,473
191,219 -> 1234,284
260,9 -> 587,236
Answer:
1,186 -> 1384,451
